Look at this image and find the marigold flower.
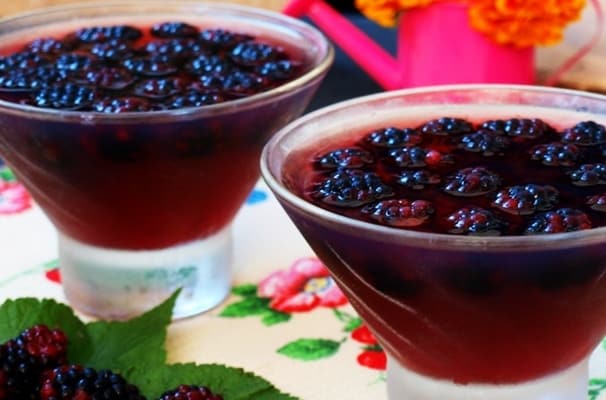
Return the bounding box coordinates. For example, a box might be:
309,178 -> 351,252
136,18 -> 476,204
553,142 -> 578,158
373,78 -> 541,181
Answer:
468,0 -> 586,47
355,0 -> 586,47
354,0 -> 400,27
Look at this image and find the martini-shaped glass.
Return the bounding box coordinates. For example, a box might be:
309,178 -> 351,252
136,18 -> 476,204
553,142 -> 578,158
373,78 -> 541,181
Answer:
0,2 -> 333,320
262,85 -> 606,399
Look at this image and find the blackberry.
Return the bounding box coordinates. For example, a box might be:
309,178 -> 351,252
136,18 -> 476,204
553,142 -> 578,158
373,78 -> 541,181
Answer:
94,97 -> 159,113
133,78 -> 187,100
317,147 -> 374,169
230,42 -> 280,66
222,71 -> 263,97
123,55 -> 177,77
388,146 -> 450,168
55,52 -> 97,71
481,118 -> 552,139
569,163 -> 606,186
85,67 -> 135,90
587,193 -> 606,212
313,169 -> 393,207
459,130 -> 510,156
362,199 -> 434,227
257,60 -> 299,82
365,127 -> 422,148
420,117 -> 473,136
446,207 -> 507,236
493,184 -> 559,215
143,39 -> 203,60
16,324 -> 68,365
74,25 -> 142,43
151,22 -> 199,38
158,384 -> 223,400
90,40 -> 136,62
32,83 -> 96,110
26,38 -> 71,55
195,75 -> 225,91
397,169 -> 440,189
530,142 -> 580,167
0,325 -> 68,399
39,365 -> 146,400
561,120 -> 606,146
186,54 -> 233,76
200,29 -> 253,50
167,91 -> 224,109
525,208 -> 592,234
0,67 -> 67,91
0,51 -> 51,71
443,167 -> 501,197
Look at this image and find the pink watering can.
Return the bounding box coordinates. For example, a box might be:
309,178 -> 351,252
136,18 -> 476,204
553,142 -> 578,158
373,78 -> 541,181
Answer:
283,0 -> 603,90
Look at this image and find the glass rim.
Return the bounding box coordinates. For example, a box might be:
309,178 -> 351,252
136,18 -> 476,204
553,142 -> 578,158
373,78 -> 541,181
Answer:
261,84 -> 606,251
0,0 -> 334,122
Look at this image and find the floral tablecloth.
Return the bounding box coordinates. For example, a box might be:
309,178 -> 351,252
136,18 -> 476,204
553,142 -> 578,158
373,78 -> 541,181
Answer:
2,159 -> 606,400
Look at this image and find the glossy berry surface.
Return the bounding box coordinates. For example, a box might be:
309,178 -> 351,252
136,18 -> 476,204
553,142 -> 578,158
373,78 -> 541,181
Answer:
313,169 -> 393,208
525,208 -> 592,234
561,120 -> 606,146
284,117 -> 606,236
0,22 -> 306,112
39,365 -> 146,400
362,199 -> 434,227
0,325 -> 68,399
158,384 -> 223,400
317,148 -> 373,169
492,184 -> 559,215
443,167 -> 501,197
481,118 -> 552,139
420,117 -> 473,136
446,206 -> 507,236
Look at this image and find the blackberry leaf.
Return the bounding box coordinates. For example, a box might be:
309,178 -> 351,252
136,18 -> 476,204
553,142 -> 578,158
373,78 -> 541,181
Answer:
74,290 -> 179,371
128,363 -> 297,400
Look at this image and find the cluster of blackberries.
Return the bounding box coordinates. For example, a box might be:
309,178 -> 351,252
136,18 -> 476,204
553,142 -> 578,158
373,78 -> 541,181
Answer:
0,22 -> 304,112
0,325 -> 222,400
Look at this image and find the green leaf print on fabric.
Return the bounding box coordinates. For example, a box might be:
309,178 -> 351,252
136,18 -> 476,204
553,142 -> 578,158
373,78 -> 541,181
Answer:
589,378 -> 606,400
219,284 -> 291,327
277,338 -> 341,361
0,167 -> 15,182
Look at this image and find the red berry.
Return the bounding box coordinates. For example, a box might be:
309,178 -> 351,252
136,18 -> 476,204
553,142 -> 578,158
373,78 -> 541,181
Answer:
357,350 -> 387,370
351,325 -> 377,345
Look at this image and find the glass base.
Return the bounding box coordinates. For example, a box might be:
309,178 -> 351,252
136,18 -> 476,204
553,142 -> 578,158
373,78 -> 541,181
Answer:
386,356 -> 588,400
58,226 -> 233,320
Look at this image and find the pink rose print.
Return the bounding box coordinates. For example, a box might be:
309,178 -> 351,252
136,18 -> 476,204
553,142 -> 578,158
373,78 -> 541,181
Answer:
0,179 -> 32,214
257,257 -> 347,313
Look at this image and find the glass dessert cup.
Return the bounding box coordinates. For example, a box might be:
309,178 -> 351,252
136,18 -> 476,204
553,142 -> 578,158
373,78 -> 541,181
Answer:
261,85 -> 606,400
0,2 -> 333,320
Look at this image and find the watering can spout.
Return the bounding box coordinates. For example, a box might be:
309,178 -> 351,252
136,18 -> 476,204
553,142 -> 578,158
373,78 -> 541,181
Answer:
283,0 -> 402,90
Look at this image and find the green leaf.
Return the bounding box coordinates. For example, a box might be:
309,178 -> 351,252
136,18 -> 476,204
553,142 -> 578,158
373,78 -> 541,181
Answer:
343,317 -> 363,333
0,168 -> 15,182
43,259 -> 59,270
129,363 -> 298,400
261,310 -> 291,326
277,338 -> 341,361
0,298 -> 90,361
219,297 -> 270,318
231,284 -> 258,298
70,291 -> 179,372
588,378 -> 606,400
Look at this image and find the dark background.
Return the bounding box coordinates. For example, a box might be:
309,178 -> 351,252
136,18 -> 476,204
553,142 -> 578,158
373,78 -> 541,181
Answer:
304,1 -> 397,111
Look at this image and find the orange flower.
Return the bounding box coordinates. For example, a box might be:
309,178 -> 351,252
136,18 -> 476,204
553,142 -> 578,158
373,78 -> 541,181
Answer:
468,0 -> 586,47
354,0 -> 433,27
355,0 -> 586,47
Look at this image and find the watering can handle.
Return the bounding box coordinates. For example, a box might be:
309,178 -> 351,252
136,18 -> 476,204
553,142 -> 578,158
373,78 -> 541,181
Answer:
543,0 -> 604,87
283,0 -> 401,90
